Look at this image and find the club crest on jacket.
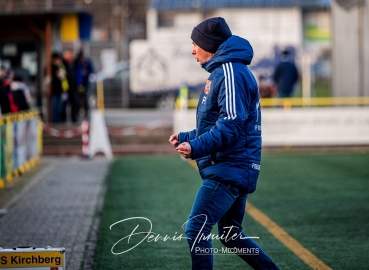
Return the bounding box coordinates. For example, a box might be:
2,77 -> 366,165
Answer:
204,80 -> 212,94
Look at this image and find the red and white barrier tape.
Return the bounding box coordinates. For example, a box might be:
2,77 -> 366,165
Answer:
42,123 -> 82,138
42,113 -> 172,138
81,119 -> 89,157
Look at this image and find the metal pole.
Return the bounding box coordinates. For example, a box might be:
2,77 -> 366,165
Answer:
121,0 -> 130,108
97,80 -> 105,112
302,54 -> 311,101
0,119 -> 2,187
358,3 -> 364,96
179,83 -> 188,133
45,17 -> 52,123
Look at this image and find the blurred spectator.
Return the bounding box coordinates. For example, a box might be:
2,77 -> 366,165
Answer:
258,74 -> 276,98
11,75 -> 32,111
273,50 -> 299,98
62,49 -> 79,123
74,50 -> 94,118
0,68 -> 8,114
51,52 -> 69,123
0,69 -> 18,115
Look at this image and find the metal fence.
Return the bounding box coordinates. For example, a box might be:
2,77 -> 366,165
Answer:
0,110 -> 42,189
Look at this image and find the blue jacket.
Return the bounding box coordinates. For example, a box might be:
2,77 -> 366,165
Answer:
178,35 -> 262,193
273,60 -> 299,97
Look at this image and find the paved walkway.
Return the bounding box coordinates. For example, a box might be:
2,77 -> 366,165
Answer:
0,157 -> 111,269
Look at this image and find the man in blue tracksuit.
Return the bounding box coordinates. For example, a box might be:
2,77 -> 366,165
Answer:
169,17 -> 279,269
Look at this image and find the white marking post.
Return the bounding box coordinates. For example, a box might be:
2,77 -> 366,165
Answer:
88,109 -> 113,160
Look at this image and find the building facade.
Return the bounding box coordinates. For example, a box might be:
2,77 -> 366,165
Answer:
130,0 -> 332,98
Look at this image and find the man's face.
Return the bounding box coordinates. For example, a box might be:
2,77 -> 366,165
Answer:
192,42 -> 214,65
53,57 -> 61,65
63,50 -> 74,63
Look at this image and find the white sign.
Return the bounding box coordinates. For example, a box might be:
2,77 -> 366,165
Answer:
0,247 -> 65,269
21,52 -> 38,76
2,44 -> 17,56
130,40 -> 208,93
100,49 -> 117,78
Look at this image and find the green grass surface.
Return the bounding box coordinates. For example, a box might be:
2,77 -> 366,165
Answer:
252,151 -> 369,269
94,152 -> 369,269
293,80 -> 331,98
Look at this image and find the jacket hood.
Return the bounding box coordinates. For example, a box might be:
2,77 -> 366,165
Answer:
202,35 -> 254,73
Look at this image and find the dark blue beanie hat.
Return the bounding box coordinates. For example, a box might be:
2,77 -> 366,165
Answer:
191,17 -> 232,53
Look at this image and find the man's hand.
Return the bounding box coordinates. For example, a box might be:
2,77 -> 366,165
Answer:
176,142 -> 192,159
169,134 -> 179,148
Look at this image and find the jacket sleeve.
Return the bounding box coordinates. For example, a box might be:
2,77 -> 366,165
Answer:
178,129 -> 197,144
189,66 -> 250,159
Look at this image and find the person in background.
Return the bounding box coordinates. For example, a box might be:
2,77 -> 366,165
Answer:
74,50 -> 94,118
51,52 -> 69,123
62,49 -> 78,123
258,74 -> 277,98
0,69 -> 18,115
11,75 -> 32,111
0,68 -> 9,115
169,17 -> 279,270
273,49 -> 299,98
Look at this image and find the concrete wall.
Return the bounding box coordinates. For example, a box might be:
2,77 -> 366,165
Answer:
174,107 -> 369,146
332,0 -> 369,97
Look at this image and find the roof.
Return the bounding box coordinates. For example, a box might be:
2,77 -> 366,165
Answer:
150,0 -> 331,10
0,9 -> 90,17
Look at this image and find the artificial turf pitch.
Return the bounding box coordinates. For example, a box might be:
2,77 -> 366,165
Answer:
94,151 -> 369,269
